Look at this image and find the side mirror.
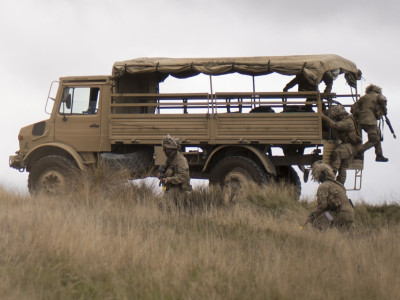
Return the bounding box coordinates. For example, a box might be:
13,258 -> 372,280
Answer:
63,94 -> 72,109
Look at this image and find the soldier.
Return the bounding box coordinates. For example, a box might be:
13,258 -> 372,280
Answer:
321,105 -> 362,184
283,71 -> 334,112
158,134 -> 192,209
308,161 -> 354,231
351,84 -> 389,162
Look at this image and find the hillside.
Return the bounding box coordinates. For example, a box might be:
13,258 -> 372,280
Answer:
1,171 -> 399,299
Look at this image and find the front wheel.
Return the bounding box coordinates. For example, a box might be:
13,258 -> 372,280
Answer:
28,155 -> 78,196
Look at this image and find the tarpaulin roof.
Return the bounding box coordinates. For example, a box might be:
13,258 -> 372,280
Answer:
112,54 -> 361,86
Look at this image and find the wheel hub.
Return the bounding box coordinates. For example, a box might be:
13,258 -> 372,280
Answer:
224,170 -> 249,189
38,170 -> 67,195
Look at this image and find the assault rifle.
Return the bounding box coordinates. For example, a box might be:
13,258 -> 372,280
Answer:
299,211 -> 317,230
384,115 -> 396,139
299,210 -> 338,230
158,164 -> 169,191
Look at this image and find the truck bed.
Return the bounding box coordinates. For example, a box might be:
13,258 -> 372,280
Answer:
109,112 -> 322,145
109,92 -> 324,146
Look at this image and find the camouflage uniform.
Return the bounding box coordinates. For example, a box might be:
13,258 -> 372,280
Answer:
283,71 -> 334,112
283,71 -> 334,93
310,162 -> 354,231
351,84 -> 388,162
159,135 -> 192,209
322,105 -> 362,184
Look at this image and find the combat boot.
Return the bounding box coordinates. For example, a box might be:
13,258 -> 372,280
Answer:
375,155 -> 389,162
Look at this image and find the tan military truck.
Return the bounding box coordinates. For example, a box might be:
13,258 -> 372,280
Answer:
9,54 -> 363,195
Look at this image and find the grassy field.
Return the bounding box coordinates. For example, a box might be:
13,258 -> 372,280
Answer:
1,170 -> 400,299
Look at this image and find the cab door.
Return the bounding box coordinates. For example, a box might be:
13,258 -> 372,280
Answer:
55,85 -> 102,151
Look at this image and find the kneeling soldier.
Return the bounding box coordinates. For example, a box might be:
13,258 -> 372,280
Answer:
309,161 -> 354,231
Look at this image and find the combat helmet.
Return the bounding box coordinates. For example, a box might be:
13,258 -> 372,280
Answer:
162,134 -> 180,150
365,84 -> 382,94
328,105 -> 348,119
311,161 -> 335,182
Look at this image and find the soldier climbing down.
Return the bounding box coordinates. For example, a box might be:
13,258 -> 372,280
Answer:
321,105 -> 362,184
351,84 -> 389,162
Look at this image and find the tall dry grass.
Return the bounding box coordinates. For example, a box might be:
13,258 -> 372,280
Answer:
1,166 -> 400,299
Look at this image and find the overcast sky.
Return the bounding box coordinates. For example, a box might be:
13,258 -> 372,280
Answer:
1,0 -> 399,204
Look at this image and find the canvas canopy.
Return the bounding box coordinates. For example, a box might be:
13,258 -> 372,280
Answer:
112,54 -> 361,87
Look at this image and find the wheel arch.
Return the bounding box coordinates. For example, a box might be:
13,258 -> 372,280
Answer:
24,142 -> 87,171
202,145 -> 276,176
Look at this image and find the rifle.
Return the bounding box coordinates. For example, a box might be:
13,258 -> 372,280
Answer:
299,211 -> 317,230
384,115 -> 396,139
158,164 -> 169,191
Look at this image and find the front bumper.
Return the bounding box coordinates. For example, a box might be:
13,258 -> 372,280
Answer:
9,152 -> 25,171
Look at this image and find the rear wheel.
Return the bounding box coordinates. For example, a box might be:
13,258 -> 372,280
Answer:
276,166 -> 302,200
209,156 -> 268,204
209,156 -> 267,187
28,155 -> 78,196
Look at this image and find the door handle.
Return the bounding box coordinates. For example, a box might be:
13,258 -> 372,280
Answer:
90,124 -> 100,128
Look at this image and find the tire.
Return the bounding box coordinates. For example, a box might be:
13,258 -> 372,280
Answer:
28,155 -> 78,196
276,166 -> 302,200
209,156 -> 267,188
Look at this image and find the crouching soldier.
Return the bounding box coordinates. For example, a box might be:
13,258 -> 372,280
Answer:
309,161 -> 354,231
158,134 -> 192,210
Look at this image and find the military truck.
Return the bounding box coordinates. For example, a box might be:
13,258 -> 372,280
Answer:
9,54 -> 363,195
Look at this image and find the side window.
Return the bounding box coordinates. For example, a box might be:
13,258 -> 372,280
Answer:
59,87 -> 100,115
